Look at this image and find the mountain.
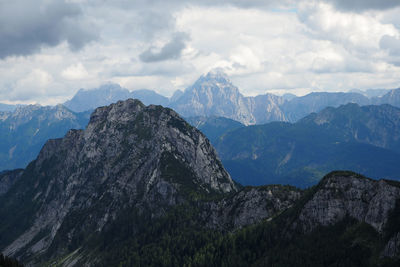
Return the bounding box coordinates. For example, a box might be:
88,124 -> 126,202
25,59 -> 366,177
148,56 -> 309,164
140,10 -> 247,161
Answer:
282,93 -> 297,101
64,83 -> 131,112
246,93 -> 286,124
0,103 -> 17,112
62,73 -> 398,126
350,88 -> 391,98
281,92 -> 371,122
64,83 -> 168,112
215,103 -> 400,188
186,116 -> 244,145
301,103 -> 400,153
170,70 -> 287,125
170,71 -> 255,124
376,88 -> 400,108
169,89 -> 184,103
131,89 -> 169,106
0,104 -> 90,171
0,99 -> 238,265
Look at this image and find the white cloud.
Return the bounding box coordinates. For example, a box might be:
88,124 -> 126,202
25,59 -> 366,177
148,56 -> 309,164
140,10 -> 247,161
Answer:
297,1 -> 399,54
62,63 -> 89,80
11,69 -> 53,101
1,1 -> 400,104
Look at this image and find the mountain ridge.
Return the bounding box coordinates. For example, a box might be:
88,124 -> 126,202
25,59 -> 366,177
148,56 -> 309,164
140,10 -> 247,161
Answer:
215,103 -> 400,187
0,104 -> 90,171
62,72 -> 400,126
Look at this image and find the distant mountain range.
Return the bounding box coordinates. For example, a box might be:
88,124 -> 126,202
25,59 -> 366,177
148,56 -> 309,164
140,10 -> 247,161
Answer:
1,100 -> 400,265
64,83 -> 169,112
214,103 -> 400,188
169,70 -> 287,125
350,88 -> 392,98
281,92 -> 371,122
0,103 -> 17,112
0,105 -> 89,171
60,71 -> 400,125
0,70 -> 399,181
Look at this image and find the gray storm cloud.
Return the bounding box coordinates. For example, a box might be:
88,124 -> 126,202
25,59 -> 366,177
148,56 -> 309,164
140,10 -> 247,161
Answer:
139,32 -> 190,63
0,0 -> 98,59
324,0 -> 400,11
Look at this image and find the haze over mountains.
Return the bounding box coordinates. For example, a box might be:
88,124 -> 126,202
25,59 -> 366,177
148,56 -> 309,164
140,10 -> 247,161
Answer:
64,84 -> 169,112
0,105 -> 90,171
215,103 -> 400,188
1,71 -> 400,181
60,70 -> 400,125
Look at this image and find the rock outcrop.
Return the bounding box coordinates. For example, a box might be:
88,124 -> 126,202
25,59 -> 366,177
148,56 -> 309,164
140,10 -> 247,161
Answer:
297,172 -> 400,232
205,185 -> 302,230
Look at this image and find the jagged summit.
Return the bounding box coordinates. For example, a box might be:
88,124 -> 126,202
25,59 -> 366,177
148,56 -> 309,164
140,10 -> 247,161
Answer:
189,69 -> 238,94
200,69 -> 231,84
170,70 -> 287,125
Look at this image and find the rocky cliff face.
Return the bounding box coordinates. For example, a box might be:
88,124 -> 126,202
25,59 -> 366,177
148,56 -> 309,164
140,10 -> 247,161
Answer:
291,171 -> 400,261
297,172 -> 400,233
245,94 -> 286,124
170,70 -> 287,125
205,185 -> 302,230
199,172 -> 400,266
0,99 -> 237,264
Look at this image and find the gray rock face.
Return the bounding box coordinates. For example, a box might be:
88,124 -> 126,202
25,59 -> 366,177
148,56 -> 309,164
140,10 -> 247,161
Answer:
0,169 -> 23,195
245,94 -> 286,124
382,232 -> 400,258
297,173 -> 400,233
1,99 -> 237,262
205,185 -> 302,230
170,70 -> 287,125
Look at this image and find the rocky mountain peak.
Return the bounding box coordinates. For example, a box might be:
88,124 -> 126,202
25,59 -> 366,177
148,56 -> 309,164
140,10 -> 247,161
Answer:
0,99 -> 236,262
190,69 -> 238,96
202,69 -> 231,84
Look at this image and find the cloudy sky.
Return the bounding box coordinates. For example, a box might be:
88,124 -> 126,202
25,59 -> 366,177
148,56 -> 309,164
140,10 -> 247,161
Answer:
1,0 -> 400,105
